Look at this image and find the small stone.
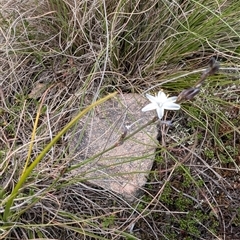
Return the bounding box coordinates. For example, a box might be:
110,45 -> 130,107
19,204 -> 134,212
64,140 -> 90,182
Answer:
69,93 -> 157,201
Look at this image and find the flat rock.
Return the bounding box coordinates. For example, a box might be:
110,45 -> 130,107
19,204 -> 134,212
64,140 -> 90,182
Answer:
69,93 -> 157,201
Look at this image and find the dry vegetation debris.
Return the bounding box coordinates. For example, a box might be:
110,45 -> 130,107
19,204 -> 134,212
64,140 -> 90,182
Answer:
1,0 -> 240,239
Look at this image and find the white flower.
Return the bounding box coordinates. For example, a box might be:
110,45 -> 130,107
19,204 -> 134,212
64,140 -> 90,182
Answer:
142,91 -> 180,119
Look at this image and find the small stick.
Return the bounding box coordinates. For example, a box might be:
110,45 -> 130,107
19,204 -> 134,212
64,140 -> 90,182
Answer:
0,86 -> 8,109
195,57 -> 220,88
177,57 -> 220,103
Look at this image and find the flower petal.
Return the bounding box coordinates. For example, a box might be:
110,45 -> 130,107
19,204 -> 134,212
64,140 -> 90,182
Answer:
142,103 -> 157,112
157,91 -> 168,102
156,107 -> 164,119
163,102 -> 181,110
145,93 -> 158,104
165,96 -> 177,102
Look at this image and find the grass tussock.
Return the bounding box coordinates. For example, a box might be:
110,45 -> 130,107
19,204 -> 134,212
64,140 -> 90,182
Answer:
1,0 -> 240,239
